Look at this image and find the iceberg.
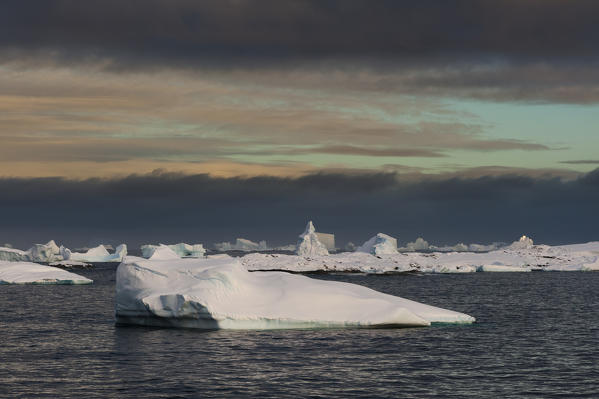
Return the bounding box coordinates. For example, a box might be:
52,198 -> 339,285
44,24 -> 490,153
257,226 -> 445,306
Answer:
141,243 -> 206,258
296,221 -> 329,257
357,233 -> 398,256
28,240 -> 62,262
63,244 -> 127,262
214,238 -> 270,252
0,261 -> 92,284
508,235 -> 534,250
1,240 -> 65,262
115,256 -> 475,329
0,246 -> 29,262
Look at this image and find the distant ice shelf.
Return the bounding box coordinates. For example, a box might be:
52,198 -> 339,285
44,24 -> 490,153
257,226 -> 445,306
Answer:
241,237 -> 599,273
115,256 -> 475,329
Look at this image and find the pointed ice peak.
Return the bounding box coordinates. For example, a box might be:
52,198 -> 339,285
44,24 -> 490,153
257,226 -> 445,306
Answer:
301,220 -> 316,237
296,220 -> 329,257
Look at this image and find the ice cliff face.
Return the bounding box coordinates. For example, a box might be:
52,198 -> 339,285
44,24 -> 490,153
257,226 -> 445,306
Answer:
296,221 -> 329,257
357,233 -> 398,256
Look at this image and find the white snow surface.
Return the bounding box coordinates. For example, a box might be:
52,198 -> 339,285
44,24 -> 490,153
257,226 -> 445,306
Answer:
64,244 -> 127,262
241,238 -> 599,273
357,233 -> 398,255
141,243 -> 206,258
214,238 -> 270,252
0,261 -> 92,284
296,221 -> 329,257
115,256 -> 475,329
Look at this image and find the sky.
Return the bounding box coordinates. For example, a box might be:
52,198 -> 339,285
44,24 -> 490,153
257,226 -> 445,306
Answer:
1,0 -> 598,248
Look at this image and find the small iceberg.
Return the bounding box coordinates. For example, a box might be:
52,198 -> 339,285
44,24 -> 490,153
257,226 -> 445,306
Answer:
296,221 -> 329,257
62,244 -> 127,262
357,233 -> 399,256
115,256 -> 475,329
0,261 -> 93,284
141,243 -> 206,258
1,240 -> 64,262
214,238 -> 270,252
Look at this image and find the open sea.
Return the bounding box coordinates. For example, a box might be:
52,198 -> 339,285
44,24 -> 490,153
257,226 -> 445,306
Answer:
1,264 -> 598,398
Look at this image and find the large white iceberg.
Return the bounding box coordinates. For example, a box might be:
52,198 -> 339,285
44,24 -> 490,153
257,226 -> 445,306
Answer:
115,256 -> 475,329
296,221 -> 329,257
0,261 -> 92,284
357,233 -> 398,256
141,243 -> 206,258
214,238 -> 270,252
62,244 -> 127,262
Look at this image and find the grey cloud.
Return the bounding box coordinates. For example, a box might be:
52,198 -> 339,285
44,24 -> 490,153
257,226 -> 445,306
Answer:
2,0 -> 598,64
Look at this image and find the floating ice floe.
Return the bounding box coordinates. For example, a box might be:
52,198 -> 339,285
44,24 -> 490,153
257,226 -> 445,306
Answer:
0,261 -> 93,284
141,243 -> 206,258
115,256 -> 475,329
62,244 -> 127,262
296,221 -> 329,257
357,233 -> 398,256
214,238 -> 270,252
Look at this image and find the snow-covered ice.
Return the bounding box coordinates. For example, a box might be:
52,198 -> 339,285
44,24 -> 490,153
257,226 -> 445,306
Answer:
63,244 -> 127,262
141,243 -> 206,258
296,221 -> 329,257
357,233 -> 398,256
241,236 -> 599,274
115,256 -> 475,329
0,261 -> 93,284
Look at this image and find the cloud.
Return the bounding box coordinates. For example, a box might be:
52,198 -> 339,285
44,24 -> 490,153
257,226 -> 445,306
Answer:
0,168 -> 597,249
2,0 -> 599,63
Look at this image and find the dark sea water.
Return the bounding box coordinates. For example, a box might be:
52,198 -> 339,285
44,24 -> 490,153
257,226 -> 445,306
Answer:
1,265 -> 598,398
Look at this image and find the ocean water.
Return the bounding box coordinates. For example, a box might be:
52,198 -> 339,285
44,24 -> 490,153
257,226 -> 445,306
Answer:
1,265 -> 598,398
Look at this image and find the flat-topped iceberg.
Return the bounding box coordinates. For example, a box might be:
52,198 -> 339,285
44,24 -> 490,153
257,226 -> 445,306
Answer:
115,256 -> 475,329
62,244 -> 127,262
141,243 -> 206,258
357,233 -> 398,256
214,238 -> 270,252
296,221 -> 329,257
0,261 -> 92,284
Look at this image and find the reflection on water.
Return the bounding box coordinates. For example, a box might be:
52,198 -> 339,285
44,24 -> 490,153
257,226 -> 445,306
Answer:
1,264 -> 598,398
